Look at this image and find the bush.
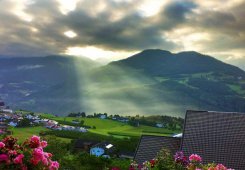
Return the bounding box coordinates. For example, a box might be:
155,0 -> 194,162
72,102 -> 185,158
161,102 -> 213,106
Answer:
0,136 -> 59,170
130,149 -> 234,170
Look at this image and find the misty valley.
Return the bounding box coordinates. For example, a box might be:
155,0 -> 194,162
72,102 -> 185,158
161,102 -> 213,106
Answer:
1,49 -> 245,117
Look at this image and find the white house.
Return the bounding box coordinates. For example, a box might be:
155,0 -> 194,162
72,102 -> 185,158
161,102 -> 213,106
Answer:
90,147 -> 105,157
4,115 -> 11,120
173,133 -> 182,138
156,123 -> 164,128
26,114 -> 34,119
77,127 -> 87,133
33,119 -> 41,123
90,142 -> 114,157
100,115 -> 107,119
9,121 -> 18,127
2,109 -> 13,114
72,120 -> 80,124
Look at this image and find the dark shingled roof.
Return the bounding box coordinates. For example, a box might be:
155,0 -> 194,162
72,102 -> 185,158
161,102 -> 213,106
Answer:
181,110 -> 245,170
74,139 -> 98,148
134,135 -> 181,164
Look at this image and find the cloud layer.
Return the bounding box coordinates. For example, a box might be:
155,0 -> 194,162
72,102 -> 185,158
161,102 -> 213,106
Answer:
0,0 -> 245,68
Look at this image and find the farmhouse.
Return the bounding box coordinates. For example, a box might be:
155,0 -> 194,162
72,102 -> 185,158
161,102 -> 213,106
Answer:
74,139 -> 98,152
155,123 -> 164,128
99,114 -> 107,119
90,141 -> 114,157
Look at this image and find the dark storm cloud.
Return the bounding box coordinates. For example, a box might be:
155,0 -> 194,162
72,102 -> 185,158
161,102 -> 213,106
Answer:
184,1 -> 245,55
55,0 -> 197,51
0,0 -> 63,56
0,0 -> 244,66
164,1 -> 196,22
58,9 -> 177,50
155,0 -> 197,31
0,0 -> 192,56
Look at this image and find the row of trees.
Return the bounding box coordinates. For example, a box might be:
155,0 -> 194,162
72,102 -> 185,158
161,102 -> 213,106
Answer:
128,115 -> 184,130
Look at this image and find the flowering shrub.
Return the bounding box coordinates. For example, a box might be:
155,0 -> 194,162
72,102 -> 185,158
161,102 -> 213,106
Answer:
129,149 -> 234,170
129,159 -> 158,170
0,135 -> 59,170
174,151 -> 188,167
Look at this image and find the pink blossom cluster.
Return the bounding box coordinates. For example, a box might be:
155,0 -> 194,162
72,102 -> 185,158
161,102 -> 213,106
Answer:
207,164 -> 235,170
189,154 -> 202,162
129,151 -> 235,170
176,153 -> 234,170
29,135 -> 59,170
0,135 -> 59,170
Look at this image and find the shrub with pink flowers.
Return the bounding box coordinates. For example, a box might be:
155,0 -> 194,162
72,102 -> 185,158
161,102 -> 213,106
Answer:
0,135 -> 59,170
129,149 -> 234,170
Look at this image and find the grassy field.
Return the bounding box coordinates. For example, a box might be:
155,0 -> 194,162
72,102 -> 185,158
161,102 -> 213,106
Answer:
41,114 -> 179,138
228,84 -> 245,95
10,126 -> 71,143
4,114 -> 179,144
11,126 -> 47,142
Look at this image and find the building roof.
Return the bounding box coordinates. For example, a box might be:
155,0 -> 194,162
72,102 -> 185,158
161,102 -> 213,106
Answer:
181,110 -> 245,170
134,135 -> 181,165
74,139 -> 98,148
91,141 -> 114,152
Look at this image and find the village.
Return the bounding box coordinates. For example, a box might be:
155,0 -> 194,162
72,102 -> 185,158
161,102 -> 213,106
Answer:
0,100 -> 87,133
0,100 -> 129,159
0,98 -> 184,161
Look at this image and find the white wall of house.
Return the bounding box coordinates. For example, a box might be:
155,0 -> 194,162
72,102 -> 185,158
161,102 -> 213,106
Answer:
90,147 -> 105,157
100,115 -> 106,119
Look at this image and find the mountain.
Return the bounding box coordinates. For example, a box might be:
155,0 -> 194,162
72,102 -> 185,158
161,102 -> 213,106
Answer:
1,50 -> 245,116
0,55 -> 100,114
111,49 -> 245,77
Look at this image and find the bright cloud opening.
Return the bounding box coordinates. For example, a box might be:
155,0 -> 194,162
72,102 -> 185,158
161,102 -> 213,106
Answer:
138,0 -> 165,17
64,30 -> 77,38
57,0 -> 79,15
65,46 -> 137,61
11,0 -> 33,22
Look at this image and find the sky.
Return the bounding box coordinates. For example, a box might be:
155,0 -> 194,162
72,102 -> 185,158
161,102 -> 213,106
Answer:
0,0 -> 245,68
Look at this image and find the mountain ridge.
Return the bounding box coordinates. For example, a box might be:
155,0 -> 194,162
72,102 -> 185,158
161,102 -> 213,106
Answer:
0,49 -> 245,116
110,49 -> 245,77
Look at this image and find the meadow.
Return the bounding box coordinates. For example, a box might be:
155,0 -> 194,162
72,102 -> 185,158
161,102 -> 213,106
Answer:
40,114 -> 179,138
10,126 -> 72,143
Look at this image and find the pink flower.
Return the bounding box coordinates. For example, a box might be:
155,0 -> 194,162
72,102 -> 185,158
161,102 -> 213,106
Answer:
30,135 -> 40,148
14,154 -> 24,164
189,154 -> 202,162
44,152 -> 52,158
49,161 -> 59,170
41,140 -> 48,148
31,158 -> 39,165
32,147 -> 44,164
216,164 -> 227,170
8,150 -> 17,155
42,157 -> 49,166
21,166 -> 28,170
31,135 -> 40,142
0,154 -> 8,162
0,142 -> 5,148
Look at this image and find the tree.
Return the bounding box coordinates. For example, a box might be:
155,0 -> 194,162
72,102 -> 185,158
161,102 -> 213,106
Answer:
79,112 -> 85,117
17,118 -> 31,127
79,120 -> 84,127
